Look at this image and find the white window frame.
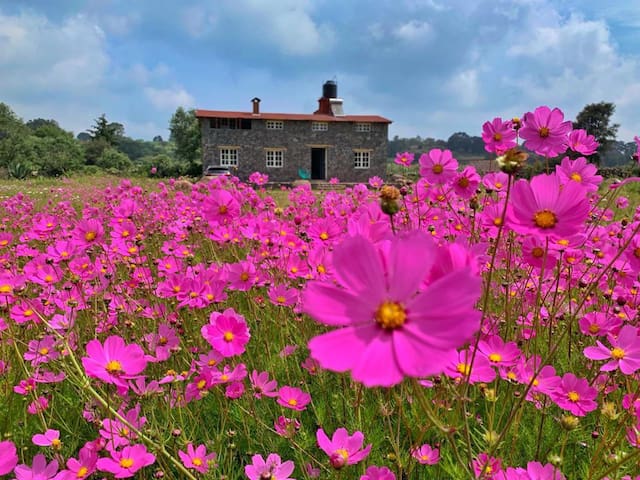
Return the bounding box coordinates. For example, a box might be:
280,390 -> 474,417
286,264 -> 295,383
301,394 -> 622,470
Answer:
219,147 -> 238,167
354,150 -> 371,169
354,122 -> 372,132
266,120 -> 284,130
265,149 -> 284,168
311,122 -> 328,132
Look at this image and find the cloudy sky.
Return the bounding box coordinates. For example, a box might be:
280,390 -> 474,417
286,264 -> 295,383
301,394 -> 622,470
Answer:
1,0 -> 639,141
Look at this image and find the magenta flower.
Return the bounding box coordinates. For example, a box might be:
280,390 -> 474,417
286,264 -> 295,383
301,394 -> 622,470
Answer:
482,117 -> 517,154
14,453 -> 59,480
303,232 -> 481,387
58,442 -> 98,479
274,416 -> 301,438
316,427 -> 372,469
361,465 -> 397,479
551,373 -> 598,416
201,308 -> 250,357
567,129 -> 598,156
419,149 -> 459,184
0,440 -> 18,475
81,335 -> 147,393
394,151 -> 414,166
496,461 -> 565,479
204,189 -> 240,225
277,386 -> 311,411
244,453 -> 295,480
250,370 -> 278,398
519,106 -> 572,157
508,173 -> 589,239
555,156 -> 602,192
178,443 -> 217,474
96,444 -> 156,478
583,325 -> 640,375
32,429 -> 61,449
411,444 -> 440,465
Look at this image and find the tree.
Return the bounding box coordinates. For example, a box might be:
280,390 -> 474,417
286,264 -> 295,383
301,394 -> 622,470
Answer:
573,102 -> 619,166
87,114 -> 125,146
169,107 -> 201,165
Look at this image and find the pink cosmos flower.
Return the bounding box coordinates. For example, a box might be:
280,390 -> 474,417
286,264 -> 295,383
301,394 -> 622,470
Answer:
316,427 -> 372,469
303,232 -> 481,387
32,429 -> 61,449
508,173 -> 589,239
14,453 -> 59,480
205,189 -> 240,225
551,373 -> 598,416
368,176 -> 384,188
555,156 -> 602,192
244,453 -> 295,480
446,349 -> 496,384
82,336 -> 147,393
277,386 -> 311,411
361,465 -> 396,479
178,443 -> 217,474
496,461 -> 565,479
72,218 -> 104,248
250,370 -> 278,398
201,308 -> 250,357
519,106 -> 572,157
482,117 -> 517,154
419,149 -> 458,184
411,444 -> 440,465
567,129 -> 598,156
274,416 -> 301,438
96,444 -> 156,478
578,312 -> 621,337
472,453 -> 502,479
583,325 -> 640,375
0,440 -> 18,475
57,442 -> 98,480
394,151 -> 414,166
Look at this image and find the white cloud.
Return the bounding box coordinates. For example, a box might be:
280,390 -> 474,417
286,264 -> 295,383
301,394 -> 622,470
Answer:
446,69 -> 480,108
393,20 -> 432,42
144,87 -> 195,111
0,11 -> 109,94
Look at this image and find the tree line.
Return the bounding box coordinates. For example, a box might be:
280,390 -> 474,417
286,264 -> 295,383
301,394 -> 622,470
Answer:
389,102 -> 638,167
0,104 -> 201,179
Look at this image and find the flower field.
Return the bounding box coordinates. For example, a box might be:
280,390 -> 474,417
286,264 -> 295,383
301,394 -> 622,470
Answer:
1,108 -> 640,480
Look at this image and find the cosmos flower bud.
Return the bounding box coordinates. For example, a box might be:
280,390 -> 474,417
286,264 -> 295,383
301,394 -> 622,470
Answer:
496,148 -> 528,175
560,415 -> 579,431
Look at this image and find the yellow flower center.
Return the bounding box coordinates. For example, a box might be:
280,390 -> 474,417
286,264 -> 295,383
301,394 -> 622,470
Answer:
495,182 -> 503,189
531,247 -> 545,258
105,360 -> 122,373
84,231 -> 97,242
493,133 -> 502,141
287,398 -> 298,406
223,331 -> 234,342
488,353 -> 502,363
192,457 -> 203,466
588,324 -> 600,334
0,284 -> 12,293
539,126 -> 550,138
119,458 -> 134,469
197,379 -> 207,390
375,301 -> 407,330
276,295 -> 286,304
218,205 -> 228,214
317,264 -> 326,274
122,230 -> 129,237
173,286 -> 181,293
319,232 -> 329,240
24,309 -> 34,317
38,347 -> 49,356
76,466 -> 88,478
335,449 -> 349,461
44,274 -> 54,283
611,347 -> 625,360
159,336 -> 168,346
51,438 -> 61,449
189,291 -> 198,298
634,247 -> 640,259
240,272 -> 249,281
493,218 -> 502,227
458,177 -> 470,188
567,391 -> 580,402
432,164 -> 444,174
456,363 -> 471,376
533,209 -> 557,229
570,172 -> 582,182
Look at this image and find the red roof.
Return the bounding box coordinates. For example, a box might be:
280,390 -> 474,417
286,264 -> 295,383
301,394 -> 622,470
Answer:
195,109 -> 392,124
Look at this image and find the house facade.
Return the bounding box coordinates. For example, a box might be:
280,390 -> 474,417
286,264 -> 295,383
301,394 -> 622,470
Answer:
195,81 -> 391,183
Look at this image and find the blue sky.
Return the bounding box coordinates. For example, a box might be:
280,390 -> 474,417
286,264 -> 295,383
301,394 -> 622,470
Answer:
1,0 -> 639,142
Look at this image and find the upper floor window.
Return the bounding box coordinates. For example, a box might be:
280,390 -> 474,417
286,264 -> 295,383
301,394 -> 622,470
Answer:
354,122 -> 372,132
311,122 -> 328,132
210,118 -> 251,129
354,150 -> 371,169
219,147 -> 238,167
266,120 -> 284,130
265,149 -> 284,168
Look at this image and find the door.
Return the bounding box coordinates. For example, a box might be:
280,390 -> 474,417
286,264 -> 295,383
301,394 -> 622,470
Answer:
311,148 -> 326,180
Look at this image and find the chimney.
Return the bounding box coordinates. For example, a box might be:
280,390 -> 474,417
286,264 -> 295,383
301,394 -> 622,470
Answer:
251,97 -> 261,115
314,80 -> 344,116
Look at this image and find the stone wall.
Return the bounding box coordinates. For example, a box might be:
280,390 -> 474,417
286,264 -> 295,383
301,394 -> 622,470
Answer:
200,118 -> 388,183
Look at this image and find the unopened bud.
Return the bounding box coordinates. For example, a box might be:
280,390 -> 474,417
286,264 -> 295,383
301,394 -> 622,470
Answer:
560,415 -> 579,431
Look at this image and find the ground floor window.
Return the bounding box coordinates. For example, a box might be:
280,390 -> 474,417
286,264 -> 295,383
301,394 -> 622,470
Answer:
220,147 -> 238,167
354,150 -> 371,169
266,149 -> 285,168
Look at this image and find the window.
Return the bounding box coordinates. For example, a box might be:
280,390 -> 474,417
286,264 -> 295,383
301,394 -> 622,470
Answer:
311,122 -> 328,131
354,122 -> 372,132
354,150 -> 371,169
266,120 -> 284,130
266,149 -> 284,168
219,148 -> 238,167
210,118 -> 251,129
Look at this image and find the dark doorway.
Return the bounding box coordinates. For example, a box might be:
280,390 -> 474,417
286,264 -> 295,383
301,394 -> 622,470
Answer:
311,148 -> 326,180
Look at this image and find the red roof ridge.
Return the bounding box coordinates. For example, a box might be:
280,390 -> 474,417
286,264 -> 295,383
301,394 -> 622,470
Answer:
195,109 -> 392,124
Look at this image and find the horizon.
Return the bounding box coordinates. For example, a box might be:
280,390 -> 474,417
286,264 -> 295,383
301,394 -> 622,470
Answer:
1,1 -> 639,142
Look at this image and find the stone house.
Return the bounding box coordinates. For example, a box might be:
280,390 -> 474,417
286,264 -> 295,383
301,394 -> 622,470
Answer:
195,81 -> 392,183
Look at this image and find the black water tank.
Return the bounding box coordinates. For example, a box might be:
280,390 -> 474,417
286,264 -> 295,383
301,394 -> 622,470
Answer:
323,80 -> 337,99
